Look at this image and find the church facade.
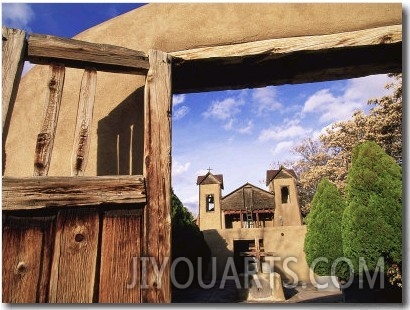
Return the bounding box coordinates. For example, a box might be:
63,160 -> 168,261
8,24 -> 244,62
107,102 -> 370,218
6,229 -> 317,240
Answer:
196,167 -> 310,283
196,166 -> 302,231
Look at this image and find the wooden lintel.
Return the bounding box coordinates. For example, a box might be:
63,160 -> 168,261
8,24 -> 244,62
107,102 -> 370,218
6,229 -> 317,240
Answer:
27,33 -> 149,75
2,175 -> 147,211
171,24 -> 402,93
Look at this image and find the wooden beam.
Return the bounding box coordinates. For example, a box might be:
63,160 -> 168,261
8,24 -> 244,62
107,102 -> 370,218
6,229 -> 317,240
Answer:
33,64 -> 65,176
143,50 -> 172,303
27,33 -> 149,75
2,175 -> 146,211
71,69 -> 97,176
171,24 -> 402,93
2,27 -> 26,131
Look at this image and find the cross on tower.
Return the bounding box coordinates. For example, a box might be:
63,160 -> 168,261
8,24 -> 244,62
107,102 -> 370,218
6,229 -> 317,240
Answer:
207,167 -> 213,173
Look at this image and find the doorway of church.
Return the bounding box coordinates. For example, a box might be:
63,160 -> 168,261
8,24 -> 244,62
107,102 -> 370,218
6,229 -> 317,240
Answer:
233,239 -> 254,274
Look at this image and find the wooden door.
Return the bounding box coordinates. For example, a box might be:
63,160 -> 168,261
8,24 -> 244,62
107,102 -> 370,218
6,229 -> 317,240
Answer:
2,27 -> 172,303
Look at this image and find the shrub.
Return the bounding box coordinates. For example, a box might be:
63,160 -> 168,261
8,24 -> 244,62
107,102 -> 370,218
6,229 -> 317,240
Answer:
304,178 -> 346,277
171,190 -> 211,286
342,141 -> 402,278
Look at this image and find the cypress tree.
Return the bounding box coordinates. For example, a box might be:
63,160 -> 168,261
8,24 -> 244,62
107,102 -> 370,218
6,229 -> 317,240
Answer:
304,178 -> 346,277
342,141 -> 402,275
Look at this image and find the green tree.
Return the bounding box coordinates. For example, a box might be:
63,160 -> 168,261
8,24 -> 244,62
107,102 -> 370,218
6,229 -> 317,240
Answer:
341,141 -> 402,278
171,190 -> 211,286
304,178 -> 346,277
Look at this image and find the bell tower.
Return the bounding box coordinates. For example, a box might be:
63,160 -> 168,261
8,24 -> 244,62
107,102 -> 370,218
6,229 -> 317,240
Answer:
266,166 -> 302,226
196,171 -> 224,230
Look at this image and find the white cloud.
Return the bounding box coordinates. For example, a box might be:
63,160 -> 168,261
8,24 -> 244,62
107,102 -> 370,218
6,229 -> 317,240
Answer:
173,105 -> 190,120
344,74 -> 392,102
223,118 -> 253,134
2,3 -> 34,31
238,120 -> 253,134
258,124 -> 310,142
203,97 -> 244,120
172,160 -> 191,176
301,74 -> 392,124
272,140 -> 294,155
252,86 -> 283,115
172,94 -> 186,106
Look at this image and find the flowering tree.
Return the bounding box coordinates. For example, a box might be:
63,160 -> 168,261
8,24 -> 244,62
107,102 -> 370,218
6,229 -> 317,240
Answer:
287,74 -> 402,215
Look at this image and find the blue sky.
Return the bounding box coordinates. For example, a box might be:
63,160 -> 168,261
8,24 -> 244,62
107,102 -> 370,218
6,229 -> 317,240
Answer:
2,2 -> 395,216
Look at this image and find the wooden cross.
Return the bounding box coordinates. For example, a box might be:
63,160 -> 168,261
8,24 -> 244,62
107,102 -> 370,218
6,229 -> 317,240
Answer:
240,238 -> 275,272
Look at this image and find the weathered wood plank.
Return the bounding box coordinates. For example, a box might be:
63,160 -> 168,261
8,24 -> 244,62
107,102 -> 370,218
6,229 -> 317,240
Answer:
172,24 -> 402,61
98,209 -> 143,303
2,27 -> 26,130
2,217 -> 45,303
142,50 -> 172,303
2,175 -> 146,211
33,64 -> 65,176
48,209 -> 99,303
36,217 -> 56,303
71,69 -> 97,176
172,24 -> 402,93
27,33 -> 149,75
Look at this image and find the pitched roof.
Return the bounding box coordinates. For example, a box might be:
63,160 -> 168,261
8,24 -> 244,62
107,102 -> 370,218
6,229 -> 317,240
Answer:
221,182 -> 275,211
266,166 -> 297,185
196,172 -> 224,189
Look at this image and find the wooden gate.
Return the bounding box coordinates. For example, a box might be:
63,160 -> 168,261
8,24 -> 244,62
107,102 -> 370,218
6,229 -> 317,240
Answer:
2,27 -> 171,303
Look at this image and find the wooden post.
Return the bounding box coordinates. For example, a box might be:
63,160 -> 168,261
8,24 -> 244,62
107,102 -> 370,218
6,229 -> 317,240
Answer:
256,211 -> 260,228
2,27 -> 26,130
71,68 -> 97,176
33,64 -> 65,176
143,50 -> 172,303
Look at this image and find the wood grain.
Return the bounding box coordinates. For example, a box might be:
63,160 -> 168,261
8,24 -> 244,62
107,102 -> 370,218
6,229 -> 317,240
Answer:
2,175 -> 146,211
27,33 -> 149,75
33,64 -> 65,176
98,209 -> 143,303
171,24 -> 402,93
48,208 -> 99,303
142,50 -> 172,303
2,27 -> 26,130
2,217 -> 51,303
171,24 -> 402,61
71,69 -> 97,176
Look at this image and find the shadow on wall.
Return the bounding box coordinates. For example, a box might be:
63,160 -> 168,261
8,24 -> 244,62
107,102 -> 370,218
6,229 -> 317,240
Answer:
97,87 -> 145,176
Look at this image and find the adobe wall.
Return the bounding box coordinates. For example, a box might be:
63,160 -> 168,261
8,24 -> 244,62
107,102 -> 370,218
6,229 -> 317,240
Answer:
203,226 -> 312,284
4,3 -> 401,176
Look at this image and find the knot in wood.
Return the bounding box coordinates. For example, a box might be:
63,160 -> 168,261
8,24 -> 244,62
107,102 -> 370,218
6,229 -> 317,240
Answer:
75,233 -> 85,242
15,261 -> 28,274
49,78 -> 57,90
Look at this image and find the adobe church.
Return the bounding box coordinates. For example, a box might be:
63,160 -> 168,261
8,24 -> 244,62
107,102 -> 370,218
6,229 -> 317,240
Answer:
196,167 -> 310,283
197,166 -> 302,230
